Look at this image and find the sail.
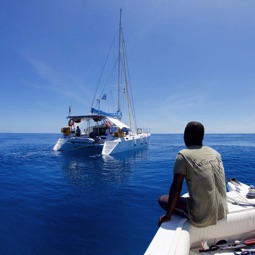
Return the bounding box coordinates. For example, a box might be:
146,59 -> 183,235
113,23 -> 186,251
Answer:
107,117 -> 129,129
91,108 -> 122,119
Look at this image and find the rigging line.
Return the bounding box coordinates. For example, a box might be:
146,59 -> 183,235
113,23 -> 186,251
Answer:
91,30 -> 118,109
60,145 -> 99,152
100,57 -> 118,98
17,145 -> 55,157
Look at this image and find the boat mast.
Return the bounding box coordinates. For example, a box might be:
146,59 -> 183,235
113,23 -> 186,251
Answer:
117,9 -> 122,115
122,35 -> 132,130
118,9 -> 134,130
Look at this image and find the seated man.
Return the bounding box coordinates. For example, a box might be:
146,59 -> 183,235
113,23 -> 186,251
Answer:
158,121 -> 229,228
76,126 -> 81,136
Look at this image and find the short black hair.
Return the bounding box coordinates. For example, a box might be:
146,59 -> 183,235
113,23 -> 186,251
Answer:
184,121 -> 204,147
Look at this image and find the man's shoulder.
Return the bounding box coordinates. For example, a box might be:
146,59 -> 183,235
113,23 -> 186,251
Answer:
202,145 -> 220,155
178,145 -> 203,154
178,146 -> 220,156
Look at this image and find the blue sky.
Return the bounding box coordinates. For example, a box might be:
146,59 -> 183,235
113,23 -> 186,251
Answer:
1,0 -> 255,133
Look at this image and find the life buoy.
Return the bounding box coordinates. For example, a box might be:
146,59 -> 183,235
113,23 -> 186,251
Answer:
68,119 -> 74,126
106,121 -> 111,129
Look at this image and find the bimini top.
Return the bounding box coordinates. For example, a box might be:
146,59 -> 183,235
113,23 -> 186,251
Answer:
67,115 -> 105,122
91,108 -> 122,120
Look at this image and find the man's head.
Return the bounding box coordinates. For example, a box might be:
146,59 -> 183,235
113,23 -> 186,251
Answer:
184,121 -> 204,147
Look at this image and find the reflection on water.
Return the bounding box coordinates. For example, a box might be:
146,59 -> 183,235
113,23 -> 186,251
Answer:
57,148 -> 150,191
1,133 -> 255,255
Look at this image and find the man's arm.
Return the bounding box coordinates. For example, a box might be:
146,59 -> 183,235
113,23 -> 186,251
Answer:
158,173 -> 185,227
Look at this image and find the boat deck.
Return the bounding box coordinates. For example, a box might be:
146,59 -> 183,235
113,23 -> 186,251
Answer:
145,191 -> 255,255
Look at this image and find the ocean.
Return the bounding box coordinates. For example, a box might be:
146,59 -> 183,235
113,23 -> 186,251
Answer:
0,133 -> 254,255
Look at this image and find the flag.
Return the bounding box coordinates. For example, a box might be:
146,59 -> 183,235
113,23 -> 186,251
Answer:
68,106 -> 71,115
101,94 -> 107,100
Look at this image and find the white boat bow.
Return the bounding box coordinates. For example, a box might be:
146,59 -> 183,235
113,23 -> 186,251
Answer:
145,179 -> 255,255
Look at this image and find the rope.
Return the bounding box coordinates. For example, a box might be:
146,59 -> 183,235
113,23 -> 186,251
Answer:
56,143 -> 101,152
227,181 -> 255,208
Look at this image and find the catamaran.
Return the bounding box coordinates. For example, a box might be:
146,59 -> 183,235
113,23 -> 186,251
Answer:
53,10 -> 150,155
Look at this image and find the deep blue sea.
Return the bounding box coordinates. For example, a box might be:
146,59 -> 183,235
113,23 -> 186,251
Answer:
0,133 -> 255,255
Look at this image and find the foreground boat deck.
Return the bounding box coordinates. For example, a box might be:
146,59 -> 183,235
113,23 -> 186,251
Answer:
145,190 -> 255,255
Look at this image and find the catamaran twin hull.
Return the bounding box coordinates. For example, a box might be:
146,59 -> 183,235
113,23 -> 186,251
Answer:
53,114 -> 151,155
53,132 -> 150,155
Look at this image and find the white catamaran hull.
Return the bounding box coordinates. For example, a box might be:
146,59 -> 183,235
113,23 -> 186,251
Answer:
145,179 -> 255,255
53,137 -> 101,152
54,132 -> 150,155
102,133 -> 150,155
